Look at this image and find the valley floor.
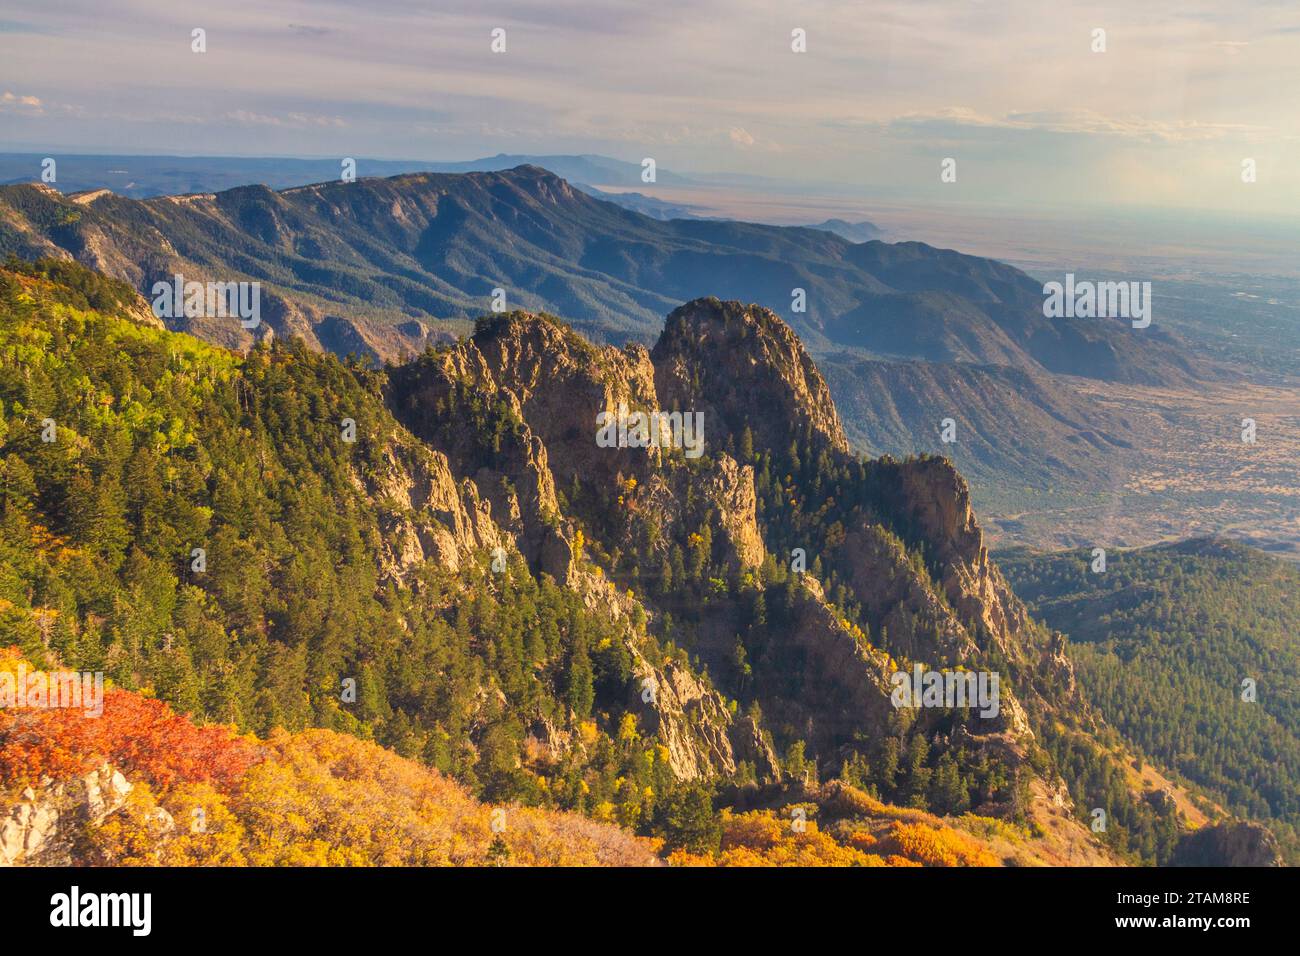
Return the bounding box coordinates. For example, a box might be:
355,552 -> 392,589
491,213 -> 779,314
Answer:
978,377 -> 1300,560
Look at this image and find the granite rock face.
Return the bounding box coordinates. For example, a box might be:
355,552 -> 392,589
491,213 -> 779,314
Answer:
1,764 -> 133,866
1172,821 -> 1284,867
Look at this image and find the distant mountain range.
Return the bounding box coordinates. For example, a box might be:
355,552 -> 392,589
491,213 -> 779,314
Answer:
0,163 -> 1267,555
0,151 -> 878,231
806,219 -> 884,243
0,152 -> 696,200
0,165 -> 1196,385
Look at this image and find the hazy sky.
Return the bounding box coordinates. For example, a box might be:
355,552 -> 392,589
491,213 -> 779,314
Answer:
3,0 -> 1298,213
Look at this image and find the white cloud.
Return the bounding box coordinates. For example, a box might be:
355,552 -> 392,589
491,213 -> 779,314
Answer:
1,91 -> 43,113
224,110 -> 346,129
728,127 -> 755,147
1212,40 -> 1250,55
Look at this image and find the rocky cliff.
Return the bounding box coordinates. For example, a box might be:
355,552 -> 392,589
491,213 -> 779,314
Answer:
373,298 -> 1129,859
1,260 -> 1197,864
1,765 -> 137,866
1172,821 -> 1284,867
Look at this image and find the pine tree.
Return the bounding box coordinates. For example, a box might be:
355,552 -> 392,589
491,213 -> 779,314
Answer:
738,425 -> 754,464
565,632 -> 595,721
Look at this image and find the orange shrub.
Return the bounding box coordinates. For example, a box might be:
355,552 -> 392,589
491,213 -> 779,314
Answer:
717,809 -> 894,867
0,665 -> 259,795
877,821 -> 1001,867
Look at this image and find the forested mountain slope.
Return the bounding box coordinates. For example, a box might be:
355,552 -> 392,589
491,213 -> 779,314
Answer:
1000,538 -> 1300,862
0,260 -> 1245,865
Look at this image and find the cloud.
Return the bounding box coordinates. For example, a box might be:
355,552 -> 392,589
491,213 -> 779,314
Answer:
287,23 -> 332,38
889,107 -> 1265,143
224,110 -> 346,129
728,127 -> 755,147
1211,40 -> 1249,56
0,91 -> 43,114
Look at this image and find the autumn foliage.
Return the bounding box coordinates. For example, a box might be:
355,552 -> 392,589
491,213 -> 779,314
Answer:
872,821 -> 1001,867
1,648 -> 659,866
665,787 -> 1002,868
0,648 -> 258,794
2,648 -> 1005,867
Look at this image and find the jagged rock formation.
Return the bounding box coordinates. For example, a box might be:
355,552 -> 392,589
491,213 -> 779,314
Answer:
1,765 -> 139,866
653,297 -> 849,456
626,654 -> 779,782
362,441 -> 505,581
650,300 -> 1068,734
695,455 -> 765,573
375,297 -> 1111,855
380,310 -> 793,783
1172,821 -> 1284,867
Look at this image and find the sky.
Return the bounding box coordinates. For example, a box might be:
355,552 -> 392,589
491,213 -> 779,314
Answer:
2,0 -> 1299,215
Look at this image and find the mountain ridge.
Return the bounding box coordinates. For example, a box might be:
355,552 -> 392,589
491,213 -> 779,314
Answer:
1,258 -> 1232,864
0,166 -> 1203,390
